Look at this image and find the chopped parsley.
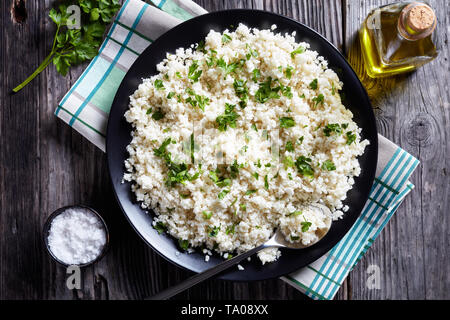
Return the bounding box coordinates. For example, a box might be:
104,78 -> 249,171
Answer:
346,131 -> 357,145
208,225 -> 220,237
167,91 -> 175,99
322,160 -> 336,171
264,175 -> 269,190
252,172 -> 259,180
323,123 -> 343,136
280,117 -> 295,128
233,79 -> 249,108
188,60 -> 202,82
178,239 -> 189,250
239,203 -> 247,211
290,235 -> 300,241
230,160 -> 240,178
255,77 -> 280,103
226,224 -> 236,235
202,211 -> 212,219
146,108 -> 153,115
196,40 -> 206,53
245,189 -> 257,196
252,69 -> 261,82
298,136 -> 304,144
218,189 -> 230,200
190,133 -> 195,164
295,156 -> 314,179
154,79 -> 165,90
283,156 -> 295,169
312,94 -> 325,108
301,221 -> 312,232
309,78 -> 318,90
251,123 -> 258,131
151,109 -> 165,120
286,210 -> 302,217
154,221 -> 167,234
281,85 -> 293,98
222,34 -> 232,44
286,141 -> 295,152
246,44 -> 259,59
216,103 -> 239,131
153,138 -> 199,187
284,66 -> 294,79
216,57 -> 241,77
175,71 -> 182,78
291,46 -> 305,59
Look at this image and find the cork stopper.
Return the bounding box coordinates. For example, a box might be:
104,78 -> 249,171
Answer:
398,2 -> 436,40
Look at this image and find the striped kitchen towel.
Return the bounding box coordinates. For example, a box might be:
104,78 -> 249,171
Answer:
55,0 -> 419,299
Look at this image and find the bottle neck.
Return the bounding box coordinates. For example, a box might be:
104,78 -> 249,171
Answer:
398,2 -> 436,41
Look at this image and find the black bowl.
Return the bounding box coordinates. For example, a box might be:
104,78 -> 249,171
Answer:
43,205 -> 110,267
106,9 -> 378,281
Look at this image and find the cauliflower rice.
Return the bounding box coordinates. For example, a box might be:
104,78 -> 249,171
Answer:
123,24 -> 369,264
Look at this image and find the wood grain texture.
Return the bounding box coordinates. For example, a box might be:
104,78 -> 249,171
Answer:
344,0 -> 450,300
0,0 -> 448,300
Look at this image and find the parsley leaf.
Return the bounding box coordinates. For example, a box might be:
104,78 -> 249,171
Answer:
286,141 -> 295,152
216,103 -> 239,131
301,221 -> 312,232
218,189 -> 230,200
323,123 -> 343,136
208,225 -> 220,237
222,34 -> 232,44
280,117 -> 295,128
188,60 -> 202,82
178,239 -> 189,250
245,189 -> 257,196
264,175 -> 269,190
284,66 -> 294,79
322,160 -> 336,171
255,77 -> 281,103
346,131 -> 357,145
295,156 -> 314,179
309,78 -> 318,90
202,211 -> 212,219
154,221 -> 167,234
252,69 -> 261,82
312,94 -> 325,108
291,46 -> 305,59
154,79 -> 165,90
286,211 -> 302,217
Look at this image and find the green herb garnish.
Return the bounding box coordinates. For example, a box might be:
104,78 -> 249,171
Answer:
178,239 -> 189,250
216,103 -> 239,131
188,60 -> 202,82
323,123 -> 343,136
346,132 -> 357,145
154,221 -> 167,234
252,69 -> 261,82
286,210 -> 302,217
295,156 -> 314,179
264,175 -> 269,190
13,0 -> 121,92
208,226 -> 220,237
255,77 -> 281,103
151,109 -> 165,120
154,79 -> 165,90
167,91 -> 175,99
312,94 -> 324,108
286,141 -> 295,152
218,189 -> 230,200
322,160 -> 336,171
309,79 -> 318,90
285,66 -> 294,79
222,34 -> 232,44
280,117 -> 295,128
245,189 -> 257,195
290,46 -> 305,59
202,211 -> 212,219
301,221 -> 312,232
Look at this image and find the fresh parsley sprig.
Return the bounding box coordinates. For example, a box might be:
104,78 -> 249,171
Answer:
13,0 -> 121,93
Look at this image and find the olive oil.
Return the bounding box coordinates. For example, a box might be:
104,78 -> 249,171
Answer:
360,2 -> 438,78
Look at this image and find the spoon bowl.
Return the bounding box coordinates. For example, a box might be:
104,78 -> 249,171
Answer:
149,203 -> 332,300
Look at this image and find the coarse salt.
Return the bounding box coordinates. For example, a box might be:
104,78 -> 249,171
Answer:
47,208 -> 107,265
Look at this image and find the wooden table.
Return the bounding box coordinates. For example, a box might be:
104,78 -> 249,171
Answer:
1,0 -> 448,300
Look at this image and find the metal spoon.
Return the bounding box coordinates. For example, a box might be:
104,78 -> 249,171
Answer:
148,203 -> 332,300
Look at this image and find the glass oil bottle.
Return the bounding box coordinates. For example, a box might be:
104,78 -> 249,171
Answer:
359,1 -> 439,78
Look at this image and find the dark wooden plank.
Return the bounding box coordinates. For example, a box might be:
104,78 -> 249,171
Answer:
0,0 -> 354,300
344,0 -> 450,299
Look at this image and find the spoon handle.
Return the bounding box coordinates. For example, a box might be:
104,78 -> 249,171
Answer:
148,244 -> 265,300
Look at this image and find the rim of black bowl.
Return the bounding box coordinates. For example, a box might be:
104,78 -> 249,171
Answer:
43,205 -> 110,268
106,9 -> 378,281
